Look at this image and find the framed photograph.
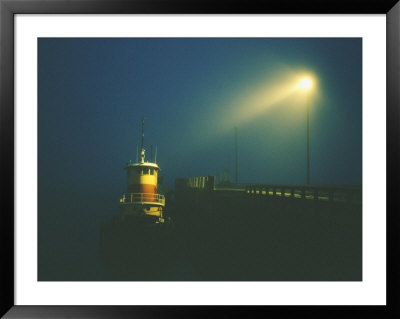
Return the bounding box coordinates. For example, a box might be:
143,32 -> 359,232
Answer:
1,0 -> 399,317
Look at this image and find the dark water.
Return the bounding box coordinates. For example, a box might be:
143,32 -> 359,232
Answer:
38,191 -> 115,281
39,190 -> 361,281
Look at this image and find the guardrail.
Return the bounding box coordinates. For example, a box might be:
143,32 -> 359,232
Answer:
175,176 -> 215,191
245,184 -> 361,204
120,193 -> 165,206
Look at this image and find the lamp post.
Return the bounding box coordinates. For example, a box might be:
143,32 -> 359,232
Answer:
299,78 -> 312,185
234,127 -> 238,185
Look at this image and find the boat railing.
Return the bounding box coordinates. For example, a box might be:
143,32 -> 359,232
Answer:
120,193 -> 165,206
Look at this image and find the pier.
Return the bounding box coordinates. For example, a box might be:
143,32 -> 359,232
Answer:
174,175 -> 361,205
165,176 -> 362,281
100,175 -> 361,281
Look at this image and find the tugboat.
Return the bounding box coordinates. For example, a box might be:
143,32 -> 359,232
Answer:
100,118 -> 174,280
119,117 -> 165,223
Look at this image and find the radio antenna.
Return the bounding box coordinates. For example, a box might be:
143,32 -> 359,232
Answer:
141,117 -> 145,151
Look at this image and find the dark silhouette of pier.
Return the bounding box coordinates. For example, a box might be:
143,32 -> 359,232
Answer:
100,175 -> 361,281
169,176 -> 362,281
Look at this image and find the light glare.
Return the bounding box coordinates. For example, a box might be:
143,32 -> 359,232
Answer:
299,78 -> 312,90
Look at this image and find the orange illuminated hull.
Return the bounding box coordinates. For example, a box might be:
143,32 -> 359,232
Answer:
128,184 -> 157,202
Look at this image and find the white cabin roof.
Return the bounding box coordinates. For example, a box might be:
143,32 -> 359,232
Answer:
126,162 -> 160,170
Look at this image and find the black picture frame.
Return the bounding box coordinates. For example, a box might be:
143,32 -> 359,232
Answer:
1,0 -> 399,317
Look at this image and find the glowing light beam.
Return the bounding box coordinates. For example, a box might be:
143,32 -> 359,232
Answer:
299,78 -> 312,90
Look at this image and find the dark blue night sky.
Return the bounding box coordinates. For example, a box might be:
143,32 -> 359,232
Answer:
39,38 -> 361,192
38,38 -> 361,280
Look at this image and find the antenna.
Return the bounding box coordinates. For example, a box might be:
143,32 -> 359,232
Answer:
141,117 -> 145,150
155,145 -> 157,164
136,145 -> 138,162
140,118 -> 145,163
151,145 -> 153,162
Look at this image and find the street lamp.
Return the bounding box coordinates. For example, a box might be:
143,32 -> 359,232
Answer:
299,77 -> 312,185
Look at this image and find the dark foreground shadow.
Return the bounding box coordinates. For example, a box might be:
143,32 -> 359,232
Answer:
100,190 -> 362,281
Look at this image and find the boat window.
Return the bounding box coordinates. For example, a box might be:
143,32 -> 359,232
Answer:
133,167 -> 154,175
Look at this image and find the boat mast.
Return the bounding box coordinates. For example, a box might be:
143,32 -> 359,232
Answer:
140,117 -> 145,163
141,117 -> 145,150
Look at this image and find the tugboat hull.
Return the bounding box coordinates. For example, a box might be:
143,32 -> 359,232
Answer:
100,215 -> 175,280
